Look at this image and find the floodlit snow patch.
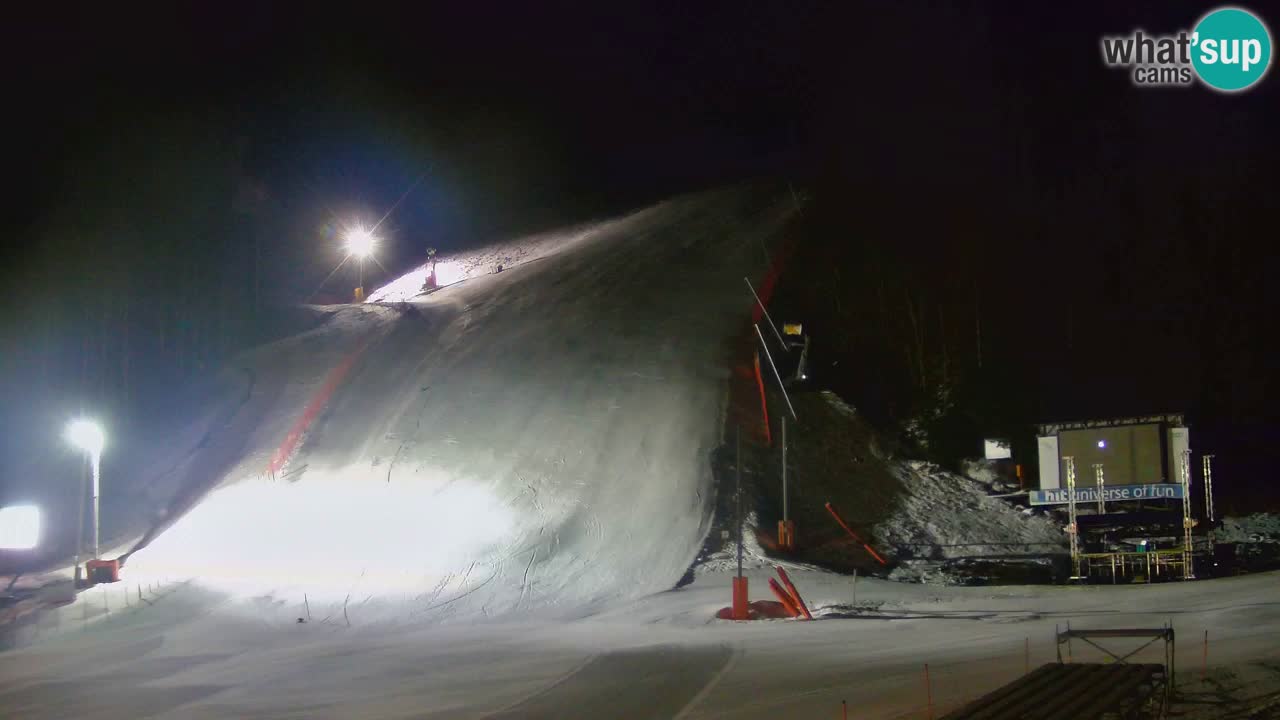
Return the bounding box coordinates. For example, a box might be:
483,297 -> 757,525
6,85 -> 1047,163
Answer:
0,505 -> 41,549
433,260 -> 466,287
366,224 -> 601,303
126,469 -> 514,601
878,460 -> 1065,582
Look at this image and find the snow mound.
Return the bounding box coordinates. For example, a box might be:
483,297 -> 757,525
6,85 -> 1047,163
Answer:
876,460 -> 1065,582
961,458 -> 1019,494
119,186 -> 801,620
1218,513 -> 1280,545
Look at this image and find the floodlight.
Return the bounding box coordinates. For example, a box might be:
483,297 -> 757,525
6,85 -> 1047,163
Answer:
66,418 -> 105,456
345,227 -> 377,258
0,505 -> 41,550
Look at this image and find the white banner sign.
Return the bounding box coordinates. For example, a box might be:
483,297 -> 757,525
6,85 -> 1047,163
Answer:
1029,483 -> 1184,506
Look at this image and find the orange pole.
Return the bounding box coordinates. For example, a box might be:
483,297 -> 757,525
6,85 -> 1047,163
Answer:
777,519 -> 796,551
842,700 -> 848,720
824,502 -> 888,566
732,576 -> 749,620
775,566 -> 813,620
752,353 -> 772,445
768,578 -> 801,617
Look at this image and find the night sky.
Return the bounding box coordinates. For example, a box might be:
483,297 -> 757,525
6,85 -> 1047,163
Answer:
4,3 -> 1277,508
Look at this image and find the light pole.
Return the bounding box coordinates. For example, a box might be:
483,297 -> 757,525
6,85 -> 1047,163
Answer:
65,418 -> 105,576
345,227 -> 377,302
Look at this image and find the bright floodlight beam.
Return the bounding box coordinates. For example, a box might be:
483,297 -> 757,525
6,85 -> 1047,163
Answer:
66,418 -> 105,456
345,227 -> 377,258
0,505 -> 41,550
65,418 -> 105,561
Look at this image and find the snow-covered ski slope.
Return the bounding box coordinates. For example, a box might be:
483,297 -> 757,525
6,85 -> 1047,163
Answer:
124,187 -> 798,619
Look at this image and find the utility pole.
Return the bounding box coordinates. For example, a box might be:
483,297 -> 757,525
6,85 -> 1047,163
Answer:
91,447 -> 102,559
737,425 -> 743,579
74,454 -> 87,585
732,425 -> 749,619
782,415 -> 788,524
779,416 -> 795,551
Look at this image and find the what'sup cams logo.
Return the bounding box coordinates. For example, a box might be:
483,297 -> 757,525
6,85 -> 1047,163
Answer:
1102,6 -> 1272,92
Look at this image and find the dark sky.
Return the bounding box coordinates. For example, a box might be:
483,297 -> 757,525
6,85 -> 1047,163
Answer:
4,3 -> 1277,499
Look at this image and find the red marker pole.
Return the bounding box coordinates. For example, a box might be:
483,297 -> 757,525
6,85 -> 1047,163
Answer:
768,578 -> 801,618
825,502 -> 888,566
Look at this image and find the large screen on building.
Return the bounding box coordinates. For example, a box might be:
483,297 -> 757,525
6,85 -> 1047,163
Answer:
1057,423 -> 1164,487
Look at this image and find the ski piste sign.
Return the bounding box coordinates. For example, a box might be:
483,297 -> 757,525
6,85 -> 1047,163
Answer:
1030,483 -> 1184,506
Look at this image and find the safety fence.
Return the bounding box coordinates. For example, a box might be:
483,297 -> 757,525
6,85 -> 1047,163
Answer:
9,578 -> 188,648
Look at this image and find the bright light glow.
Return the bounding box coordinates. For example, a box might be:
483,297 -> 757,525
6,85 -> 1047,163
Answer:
0,505 -> 41,549
65,418 -> 105,455
345,227 -> 377,258
125,465 -> 516,604
1097,440 -> 1107,449
433,260 -> 465,287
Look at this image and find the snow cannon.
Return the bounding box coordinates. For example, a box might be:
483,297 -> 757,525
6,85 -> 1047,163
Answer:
782,322 -> 810,384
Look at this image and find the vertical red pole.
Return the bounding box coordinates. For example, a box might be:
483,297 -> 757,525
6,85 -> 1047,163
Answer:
1025,636 -> 1030,675
732,576 -> 749,620
842,700 -> 848,720
752,353 -> 772,445
924,663 -> 934,720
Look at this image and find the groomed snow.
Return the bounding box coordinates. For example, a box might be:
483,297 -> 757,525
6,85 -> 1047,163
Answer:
119,187 -> 799,621
4,567 -> 1277,718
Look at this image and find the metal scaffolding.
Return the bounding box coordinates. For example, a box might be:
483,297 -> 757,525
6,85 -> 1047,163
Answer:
1065,456 -> 1080,579
1201,454 -> 1215,523
1180,450 -> 1195,580
1093,463 -> 1106,515
1202,454 -> 1216,557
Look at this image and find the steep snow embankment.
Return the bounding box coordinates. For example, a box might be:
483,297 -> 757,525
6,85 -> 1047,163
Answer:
123,186 -> 799,621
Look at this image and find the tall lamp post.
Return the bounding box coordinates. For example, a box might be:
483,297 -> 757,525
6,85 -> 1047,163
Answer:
345,227 -> 377,302
65,418 -> 105,581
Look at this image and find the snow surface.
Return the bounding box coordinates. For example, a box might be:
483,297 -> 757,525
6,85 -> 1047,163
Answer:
5,189 -> 1279,717
365,222 -> 602,303
1218,513 -> 1280,545
118,188 -> 798,622
3,568 -> 1278,718
877,460 -> 1066,582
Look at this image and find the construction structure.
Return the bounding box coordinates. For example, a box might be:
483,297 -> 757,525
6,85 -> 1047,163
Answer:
1032,414 -> 1216,583
942,625 -> 1173,719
